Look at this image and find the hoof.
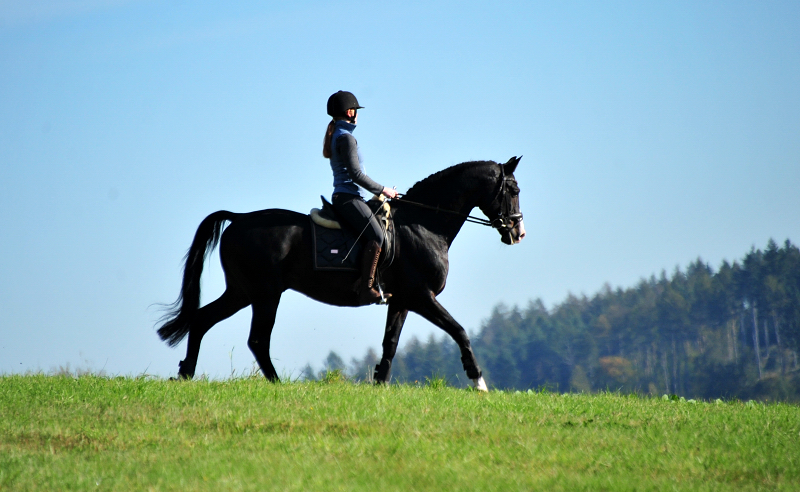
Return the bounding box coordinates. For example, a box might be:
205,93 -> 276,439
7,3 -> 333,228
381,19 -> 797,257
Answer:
472,377 -> 488,392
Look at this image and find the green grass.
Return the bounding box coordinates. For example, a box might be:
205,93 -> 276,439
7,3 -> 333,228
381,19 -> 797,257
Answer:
1,375 -> 799,491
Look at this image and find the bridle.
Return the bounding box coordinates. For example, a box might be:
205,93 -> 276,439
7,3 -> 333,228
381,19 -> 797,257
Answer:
394,164 -> 522,232
487,163 -> 523,233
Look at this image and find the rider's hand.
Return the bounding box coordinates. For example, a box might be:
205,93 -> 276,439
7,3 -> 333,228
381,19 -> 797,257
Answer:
382,187 -> 399,199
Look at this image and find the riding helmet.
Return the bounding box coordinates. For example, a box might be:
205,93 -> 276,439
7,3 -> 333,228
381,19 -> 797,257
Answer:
327,91 -> 363,117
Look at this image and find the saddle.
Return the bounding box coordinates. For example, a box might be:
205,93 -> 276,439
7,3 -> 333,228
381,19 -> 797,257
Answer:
309,195 -> 393,272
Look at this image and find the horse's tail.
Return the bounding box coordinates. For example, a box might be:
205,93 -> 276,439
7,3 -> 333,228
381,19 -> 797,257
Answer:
157,211 -> 239,347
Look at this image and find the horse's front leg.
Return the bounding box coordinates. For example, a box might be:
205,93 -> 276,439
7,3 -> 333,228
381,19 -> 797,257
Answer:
374,302 -> 409,384
412,293 -> 488,392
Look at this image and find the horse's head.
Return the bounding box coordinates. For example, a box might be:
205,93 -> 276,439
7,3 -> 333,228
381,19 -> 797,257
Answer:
479,156 -> 526,245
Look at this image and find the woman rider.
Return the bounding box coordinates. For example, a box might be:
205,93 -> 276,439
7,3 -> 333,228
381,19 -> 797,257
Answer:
323,90 -> 398,304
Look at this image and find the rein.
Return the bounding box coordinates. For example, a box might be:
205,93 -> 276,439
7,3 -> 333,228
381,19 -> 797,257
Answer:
393,164 -> 522,230
393,195 -> 495,226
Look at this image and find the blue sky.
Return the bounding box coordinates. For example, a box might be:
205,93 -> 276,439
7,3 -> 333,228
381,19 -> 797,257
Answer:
1,1 -> 798,379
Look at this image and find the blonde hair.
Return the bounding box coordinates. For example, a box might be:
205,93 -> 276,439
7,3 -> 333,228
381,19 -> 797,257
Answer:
322,120 -> 335,158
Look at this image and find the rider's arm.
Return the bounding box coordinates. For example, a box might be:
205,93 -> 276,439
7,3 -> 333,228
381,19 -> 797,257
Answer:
336,133 -> 384,196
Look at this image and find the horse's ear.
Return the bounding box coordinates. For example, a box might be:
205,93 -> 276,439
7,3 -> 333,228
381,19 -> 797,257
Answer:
503,155 -> 521,174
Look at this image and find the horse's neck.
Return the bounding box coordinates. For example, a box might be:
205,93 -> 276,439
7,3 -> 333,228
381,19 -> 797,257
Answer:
400,170 -> 488,246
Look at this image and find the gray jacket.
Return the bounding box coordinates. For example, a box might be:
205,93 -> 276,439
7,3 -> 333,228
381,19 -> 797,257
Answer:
329,120 -> 383,197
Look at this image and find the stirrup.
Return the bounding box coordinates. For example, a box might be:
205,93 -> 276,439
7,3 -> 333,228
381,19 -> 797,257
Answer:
377,284 -> 391,305
359,285 -> 390,305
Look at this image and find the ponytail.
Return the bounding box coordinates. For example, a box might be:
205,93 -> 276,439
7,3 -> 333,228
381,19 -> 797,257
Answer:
322,120 -> 335,158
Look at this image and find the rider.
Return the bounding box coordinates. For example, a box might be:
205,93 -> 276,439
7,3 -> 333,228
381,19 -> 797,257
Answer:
323,90 -> 398,304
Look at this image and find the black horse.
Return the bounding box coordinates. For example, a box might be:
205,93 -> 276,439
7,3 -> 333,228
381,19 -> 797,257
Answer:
157,156 -> 525,390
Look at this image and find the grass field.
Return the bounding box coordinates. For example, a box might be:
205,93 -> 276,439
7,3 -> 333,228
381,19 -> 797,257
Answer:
1,374 -> 799,491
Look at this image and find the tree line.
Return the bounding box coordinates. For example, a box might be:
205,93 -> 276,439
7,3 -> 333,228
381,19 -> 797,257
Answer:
305,239 -> 800,401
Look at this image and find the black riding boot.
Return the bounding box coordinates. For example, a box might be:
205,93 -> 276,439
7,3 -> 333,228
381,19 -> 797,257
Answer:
359,240 -> 390,304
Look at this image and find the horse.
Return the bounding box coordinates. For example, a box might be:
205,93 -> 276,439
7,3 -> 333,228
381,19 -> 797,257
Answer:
157,156 -> 525,391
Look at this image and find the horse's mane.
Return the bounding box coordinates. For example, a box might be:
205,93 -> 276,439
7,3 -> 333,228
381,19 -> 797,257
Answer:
402,160 -> 497,201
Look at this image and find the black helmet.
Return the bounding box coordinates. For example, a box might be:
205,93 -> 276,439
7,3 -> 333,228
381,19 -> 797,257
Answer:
327,90 -> 363,117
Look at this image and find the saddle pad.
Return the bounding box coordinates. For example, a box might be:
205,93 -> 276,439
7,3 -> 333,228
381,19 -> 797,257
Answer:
311,220 -> 360,271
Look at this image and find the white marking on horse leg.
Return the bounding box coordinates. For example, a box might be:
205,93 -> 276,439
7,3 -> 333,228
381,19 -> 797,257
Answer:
472,377 -> 488,392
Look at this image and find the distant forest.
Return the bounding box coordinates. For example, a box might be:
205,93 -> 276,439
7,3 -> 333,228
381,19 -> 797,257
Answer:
305,239 -> 800,402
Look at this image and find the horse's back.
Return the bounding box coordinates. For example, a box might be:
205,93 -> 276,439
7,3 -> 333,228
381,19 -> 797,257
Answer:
228,208 -> 308,228
220,209 -> 309,264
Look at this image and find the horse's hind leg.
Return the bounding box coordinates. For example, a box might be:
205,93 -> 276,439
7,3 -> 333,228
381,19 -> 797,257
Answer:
178,290 -> 248,379
247,294 -> 282,382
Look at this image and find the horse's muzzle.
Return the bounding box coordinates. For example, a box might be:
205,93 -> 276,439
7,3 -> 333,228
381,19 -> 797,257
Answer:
509,219 -> 525,244
514,219 -> 526,243
499,219 -> 525,245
